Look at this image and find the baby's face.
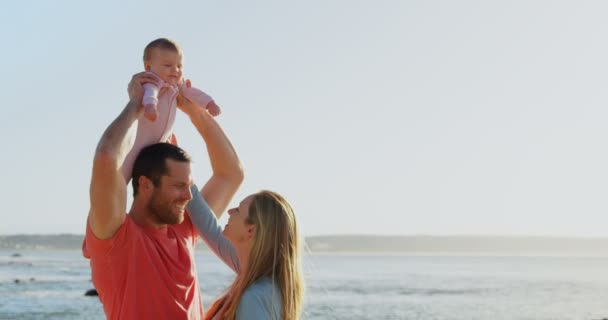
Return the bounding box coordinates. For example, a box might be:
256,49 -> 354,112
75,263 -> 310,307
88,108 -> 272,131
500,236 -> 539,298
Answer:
145,48 -> 183,86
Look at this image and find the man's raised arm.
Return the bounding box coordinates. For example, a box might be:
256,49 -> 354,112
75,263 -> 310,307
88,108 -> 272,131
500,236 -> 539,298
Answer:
177,81 -> 244,216
88,73 -> 157,239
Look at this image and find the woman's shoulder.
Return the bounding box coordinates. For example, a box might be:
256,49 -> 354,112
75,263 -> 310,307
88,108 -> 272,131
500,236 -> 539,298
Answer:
237,278 -> 282,318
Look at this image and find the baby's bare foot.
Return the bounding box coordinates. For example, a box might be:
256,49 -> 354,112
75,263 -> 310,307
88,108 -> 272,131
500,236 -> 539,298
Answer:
144,104 -> 158,121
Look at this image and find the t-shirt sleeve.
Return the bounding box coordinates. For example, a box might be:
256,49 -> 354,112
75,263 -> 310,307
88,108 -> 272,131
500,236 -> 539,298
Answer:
187,184 -> 240,272
82,217 -> 131,259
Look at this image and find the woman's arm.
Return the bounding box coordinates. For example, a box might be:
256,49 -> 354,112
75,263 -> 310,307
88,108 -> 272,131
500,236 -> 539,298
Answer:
188,184 -> 240,272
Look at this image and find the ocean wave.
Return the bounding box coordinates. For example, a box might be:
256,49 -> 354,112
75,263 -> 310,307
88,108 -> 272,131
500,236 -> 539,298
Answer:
306,280 -> 492,297
0,276 -> 90,285
0,261 -> 34,267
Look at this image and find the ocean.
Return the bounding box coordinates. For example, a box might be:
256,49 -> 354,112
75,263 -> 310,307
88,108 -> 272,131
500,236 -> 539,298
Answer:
1,249 -> 607,320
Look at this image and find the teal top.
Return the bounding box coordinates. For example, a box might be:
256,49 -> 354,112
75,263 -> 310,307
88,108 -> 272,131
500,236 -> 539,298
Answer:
237,277 -> 282,319
188,185 -> 282,319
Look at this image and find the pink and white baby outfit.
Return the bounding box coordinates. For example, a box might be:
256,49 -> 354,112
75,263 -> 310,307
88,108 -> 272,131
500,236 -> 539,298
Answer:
120,72 -> 220,181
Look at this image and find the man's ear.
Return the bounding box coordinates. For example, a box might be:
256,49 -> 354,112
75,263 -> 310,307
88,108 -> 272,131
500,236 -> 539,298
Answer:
139,176 -> 153,193
144,61 -> 151,71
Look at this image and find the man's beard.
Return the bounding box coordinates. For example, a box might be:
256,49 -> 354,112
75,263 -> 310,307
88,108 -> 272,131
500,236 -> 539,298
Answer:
147,190 -> 184,225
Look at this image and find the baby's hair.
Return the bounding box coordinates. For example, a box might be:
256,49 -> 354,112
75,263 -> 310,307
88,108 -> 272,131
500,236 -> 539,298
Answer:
143,38 -> 182,61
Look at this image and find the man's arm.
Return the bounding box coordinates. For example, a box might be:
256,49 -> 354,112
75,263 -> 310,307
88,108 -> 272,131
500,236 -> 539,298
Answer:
178,81 -> 244,216
88,73 -> 157,239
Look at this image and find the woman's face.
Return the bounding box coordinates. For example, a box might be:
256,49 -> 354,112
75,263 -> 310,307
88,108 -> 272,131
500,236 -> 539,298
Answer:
223,194 -> 256,244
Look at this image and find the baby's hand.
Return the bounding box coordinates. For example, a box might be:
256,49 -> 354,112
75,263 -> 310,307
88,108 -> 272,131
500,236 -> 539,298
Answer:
206,101 -> 221,117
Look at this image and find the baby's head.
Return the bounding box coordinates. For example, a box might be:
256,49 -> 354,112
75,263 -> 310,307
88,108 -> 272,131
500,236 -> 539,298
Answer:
143,38 -> 183,86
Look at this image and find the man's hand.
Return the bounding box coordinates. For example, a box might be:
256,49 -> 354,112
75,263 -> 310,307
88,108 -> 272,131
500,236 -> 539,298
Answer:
176,79 -> 204,116
127,72 -> 161,104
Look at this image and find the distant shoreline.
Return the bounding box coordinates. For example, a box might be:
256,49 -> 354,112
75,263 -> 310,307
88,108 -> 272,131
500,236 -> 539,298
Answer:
2,234 -> 608,255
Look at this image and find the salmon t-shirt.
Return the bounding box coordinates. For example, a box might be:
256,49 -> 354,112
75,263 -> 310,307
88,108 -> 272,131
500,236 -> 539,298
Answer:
82,214 -> 204,320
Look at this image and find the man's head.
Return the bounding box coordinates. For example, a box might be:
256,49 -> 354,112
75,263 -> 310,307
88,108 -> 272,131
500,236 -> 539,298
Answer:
143,38 -> 183,86
132,143 -> 193,225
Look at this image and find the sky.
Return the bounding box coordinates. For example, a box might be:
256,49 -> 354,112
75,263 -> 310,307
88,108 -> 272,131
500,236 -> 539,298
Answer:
1,1 -> 608,237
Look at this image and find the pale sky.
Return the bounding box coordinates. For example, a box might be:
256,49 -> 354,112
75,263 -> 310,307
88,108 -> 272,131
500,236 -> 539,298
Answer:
1,1 -> 608,237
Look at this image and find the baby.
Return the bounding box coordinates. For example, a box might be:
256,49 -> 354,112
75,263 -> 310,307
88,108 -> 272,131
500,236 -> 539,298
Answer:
120,38 -> 221,181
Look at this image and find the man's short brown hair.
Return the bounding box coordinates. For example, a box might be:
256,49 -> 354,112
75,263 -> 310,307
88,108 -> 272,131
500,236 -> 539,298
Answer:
131,143 -> 191,197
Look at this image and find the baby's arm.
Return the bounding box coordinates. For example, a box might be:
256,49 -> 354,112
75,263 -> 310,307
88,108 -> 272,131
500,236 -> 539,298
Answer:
182,84 -> 221,116
206,100 -> 221,116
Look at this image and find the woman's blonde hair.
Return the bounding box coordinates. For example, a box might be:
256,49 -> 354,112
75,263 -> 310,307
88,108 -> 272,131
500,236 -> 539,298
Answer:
206,191 -> 304,320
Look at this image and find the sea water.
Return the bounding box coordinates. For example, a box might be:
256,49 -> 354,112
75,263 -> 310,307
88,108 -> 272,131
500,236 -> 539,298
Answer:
1,250 -> 608,320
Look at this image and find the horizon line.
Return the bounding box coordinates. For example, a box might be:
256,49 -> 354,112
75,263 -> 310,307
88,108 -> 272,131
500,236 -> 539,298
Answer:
2,233 -> 608,239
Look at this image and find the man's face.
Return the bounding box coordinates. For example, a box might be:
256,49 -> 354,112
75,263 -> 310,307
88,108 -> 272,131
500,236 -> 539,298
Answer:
145,48 -> 183,86
147,159 -> 193,225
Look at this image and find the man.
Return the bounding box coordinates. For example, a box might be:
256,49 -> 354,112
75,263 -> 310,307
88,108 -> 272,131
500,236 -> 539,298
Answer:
83,72 -> 243,320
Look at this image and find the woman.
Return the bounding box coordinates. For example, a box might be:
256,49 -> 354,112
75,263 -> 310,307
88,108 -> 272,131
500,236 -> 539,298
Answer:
188,184 -> 305,320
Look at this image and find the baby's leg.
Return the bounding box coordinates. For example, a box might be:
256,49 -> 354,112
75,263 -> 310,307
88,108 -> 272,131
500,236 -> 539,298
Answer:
121,90 -> 177,183
169,133 -> 178,145
142,83 -> 160,121
120,126 -> 169,183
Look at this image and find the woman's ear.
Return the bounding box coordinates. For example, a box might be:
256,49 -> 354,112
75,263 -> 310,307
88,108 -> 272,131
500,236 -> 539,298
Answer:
246,225 -> 256,240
